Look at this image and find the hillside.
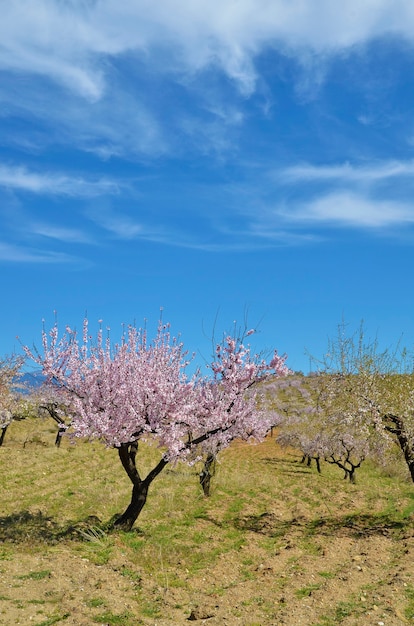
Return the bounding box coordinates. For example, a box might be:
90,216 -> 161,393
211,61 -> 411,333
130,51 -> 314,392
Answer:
0,417 -> 413,625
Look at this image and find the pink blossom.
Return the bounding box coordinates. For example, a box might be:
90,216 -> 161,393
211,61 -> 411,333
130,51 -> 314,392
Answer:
24,317 -> 290,459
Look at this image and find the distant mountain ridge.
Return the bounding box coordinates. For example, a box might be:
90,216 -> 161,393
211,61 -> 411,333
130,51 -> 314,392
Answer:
15,371 -> 46,392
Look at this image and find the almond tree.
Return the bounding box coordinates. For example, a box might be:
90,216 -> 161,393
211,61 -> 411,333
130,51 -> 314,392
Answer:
273,371 -> 388,482
29,385 -> 73,447
194,332 -> 290,495
23,318 -> 289,530
264,375 -> 324,471
309,322 -> 414,482
0,408 -> 12,446
0,355 -> 24,446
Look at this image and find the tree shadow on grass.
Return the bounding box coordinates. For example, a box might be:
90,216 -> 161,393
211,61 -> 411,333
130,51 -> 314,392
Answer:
234,510 -> 414,540
262,456 -> 316,476
0,510 -> 124,544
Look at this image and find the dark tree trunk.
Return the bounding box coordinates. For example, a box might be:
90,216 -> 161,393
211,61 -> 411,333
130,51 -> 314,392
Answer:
0,424 -> 9,447
402,444 -> 414,483
325,455 -> 361,483
199,453 -> 216,497
301,454 -> 321,473
55,426 -> 66,447
113,423 -> 239,530
113,442 -> 169,531
40,403 -> 67,447
384,414 -> 414,483
113,481 -> 151,531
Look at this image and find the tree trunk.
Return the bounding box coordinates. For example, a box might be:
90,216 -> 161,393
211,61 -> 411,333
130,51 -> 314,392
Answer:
199,453 -> 216,497
403,445 -> 414,483
113,442 -> 169,531
384,414 -> 414,483
113,481 -> 151,531
349,469 -> 356,484
396,433 -> 414,482
0,424 -> 8,447
113,422 -> 243,530
55,425 -> 66,447
39,404 -> 67,448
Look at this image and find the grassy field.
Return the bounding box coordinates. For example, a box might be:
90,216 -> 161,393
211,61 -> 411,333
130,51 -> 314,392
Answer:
1,416 -> 414,626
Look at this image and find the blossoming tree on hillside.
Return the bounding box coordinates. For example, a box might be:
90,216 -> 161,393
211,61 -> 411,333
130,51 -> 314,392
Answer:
0,355 -> 24,446
306,322 -> 414,483
24,318 -> 289,530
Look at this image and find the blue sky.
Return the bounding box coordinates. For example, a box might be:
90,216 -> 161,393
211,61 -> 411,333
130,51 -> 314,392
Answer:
2,1 -> 414,373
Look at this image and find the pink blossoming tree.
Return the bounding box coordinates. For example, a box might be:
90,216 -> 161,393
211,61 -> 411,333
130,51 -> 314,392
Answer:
0,355 -> 25,447
24,318 -> 289,530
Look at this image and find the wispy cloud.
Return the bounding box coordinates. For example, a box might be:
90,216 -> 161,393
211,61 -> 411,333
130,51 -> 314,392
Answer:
86,206 -> 144,239
3,2 -> 414,165
283,191 -> 414,228
31,224 -> 93,244
0,242 -> 82,264
280,160 -> 414,184
0,75 -> 168,160
0,165 -> 119,196
262,159 -> 414,233
2,1 -> 414,101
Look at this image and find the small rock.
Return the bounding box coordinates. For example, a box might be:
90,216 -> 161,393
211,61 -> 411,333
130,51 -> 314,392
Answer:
188,606 -> 215,621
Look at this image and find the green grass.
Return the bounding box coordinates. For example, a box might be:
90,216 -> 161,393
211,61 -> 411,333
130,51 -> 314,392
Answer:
294,583 -> 322,598
85,597 -> 106,608
17,569 -> 51,580
92,610 -> 137,625
405,585 -> 414,619
317,570 -> 336,579
315,602 -> 359,626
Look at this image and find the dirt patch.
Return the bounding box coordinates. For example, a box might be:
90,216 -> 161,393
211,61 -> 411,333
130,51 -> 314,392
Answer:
0,526 -> 412,625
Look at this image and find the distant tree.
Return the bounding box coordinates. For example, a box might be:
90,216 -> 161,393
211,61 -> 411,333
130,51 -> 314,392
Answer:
30,385 -> 73,447
0,408 -> 12,446
263,374 -> 323,471
23,318 -> 289,530
0,355 -> 24,446
324,435 -> 365,483
309,322 -> 414,483
274,368 -> 387,483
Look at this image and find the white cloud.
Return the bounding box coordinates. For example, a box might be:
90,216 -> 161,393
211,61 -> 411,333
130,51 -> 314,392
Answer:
0,72 -> 168,160
0,242 -> 80,263
2,1 -> 414,99
3,2 -> 414,164
31,224 -> 93,244
280,160 -> 414,184
86,206 -> 144,239
287,191 -> 414,228
0,165 -> 119,196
